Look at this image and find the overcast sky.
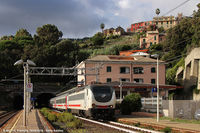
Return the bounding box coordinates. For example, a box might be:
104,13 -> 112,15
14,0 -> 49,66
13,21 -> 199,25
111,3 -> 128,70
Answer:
0,0 -> 199,38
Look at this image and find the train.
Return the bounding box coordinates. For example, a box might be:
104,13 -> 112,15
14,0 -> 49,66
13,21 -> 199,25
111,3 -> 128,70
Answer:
50,84 -> 116,120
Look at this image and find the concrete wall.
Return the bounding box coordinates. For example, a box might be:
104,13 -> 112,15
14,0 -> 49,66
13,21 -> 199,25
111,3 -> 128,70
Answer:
163,100 -> 200,119
176,47 -> 200,100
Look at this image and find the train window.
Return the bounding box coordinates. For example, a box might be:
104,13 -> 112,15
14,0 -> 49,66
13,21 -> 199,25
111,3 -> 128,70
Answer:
68,93 -> 84,101
92,86 -> 112,95
91,86 -> 113,102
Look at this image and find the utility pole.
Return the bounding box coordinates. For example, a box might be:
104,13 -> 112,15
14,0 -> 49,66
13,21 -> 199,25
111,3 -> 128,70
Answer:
14,59 -> 36,126
119,80 -> 123,103
156,56 -> 159,122
23,64 -> 27,126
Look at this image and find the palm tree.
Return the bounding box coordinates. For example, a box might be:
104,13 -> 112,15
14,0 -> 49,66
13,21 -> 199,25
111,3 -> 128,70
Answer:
156,8 -> 160,16
100,23 -> 105,33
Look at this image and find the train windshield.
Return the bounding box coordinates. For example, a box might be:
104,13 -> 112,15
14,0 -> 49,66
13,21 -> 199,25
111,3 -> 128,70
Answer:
91,85 -> 113,102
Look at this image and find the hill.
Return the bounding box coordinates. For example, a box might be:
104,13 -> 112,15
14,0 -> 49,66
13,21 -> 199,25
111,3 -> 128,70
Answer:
77,33 -> 140,61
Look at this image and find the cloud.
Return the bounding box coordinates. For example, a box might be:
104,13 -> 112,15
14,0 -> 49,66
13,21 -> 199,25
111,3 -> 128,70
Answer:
0,0 -> 199,38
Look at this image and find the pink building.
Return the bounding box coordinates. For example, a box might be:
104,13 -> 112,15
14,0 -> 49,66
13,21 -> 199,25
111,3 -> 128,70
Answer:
140,30 -> 166,48
76,55 -> 176,98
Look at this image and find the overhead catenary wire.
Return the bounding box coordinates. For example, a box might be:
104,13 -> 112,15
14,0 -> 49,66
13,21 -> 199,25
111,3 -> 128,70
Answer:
161,0 -> 192,16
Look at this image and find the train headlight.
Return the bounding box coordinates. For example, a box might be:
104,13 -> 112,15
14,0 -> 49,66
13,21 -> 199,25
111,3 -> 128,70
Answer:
92,103 -> 96,108
109,105 -> 113,108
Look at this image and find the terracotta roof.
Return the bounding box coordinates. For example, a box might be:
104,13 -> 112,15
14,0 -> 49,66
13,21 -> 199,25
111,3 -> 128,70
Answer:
86,55 -> 165,64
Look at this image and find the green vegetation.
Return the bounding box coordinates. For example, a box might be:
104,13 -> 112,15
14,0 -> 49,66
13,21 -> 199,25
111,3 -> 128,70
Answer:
120,93 -> 142,115
166,57 -> 184,84
149,3 -> 200,84
0,22 -> 139,83
40,108 -> 83,131
160,116 -> 200,124
161,127 -> 172,133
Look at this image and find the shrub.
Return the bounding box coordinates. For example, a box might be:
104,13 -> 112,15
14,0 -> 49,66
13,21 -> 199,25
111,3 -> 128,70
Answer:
66,118 -> 82,129
48,113 -> 57,122
120,93 -> 142,115
57,112 -> 75,123
162,127 -> 172,133
40,107 -> 50,118
62,112 -> 74,122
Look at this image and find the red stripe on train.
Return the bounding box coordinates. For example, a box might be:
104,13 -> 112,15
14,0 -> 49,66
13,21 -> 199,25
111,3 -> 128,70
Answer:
54,104 -> 81,107
68,104 -> 81,107
96,105 -> 108,108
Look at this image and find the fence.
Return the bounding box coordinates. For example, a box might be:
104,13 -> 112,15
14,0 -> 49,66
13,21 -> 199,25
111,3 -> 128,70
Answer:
163,100 -> 200,119
141,97 -> 162,112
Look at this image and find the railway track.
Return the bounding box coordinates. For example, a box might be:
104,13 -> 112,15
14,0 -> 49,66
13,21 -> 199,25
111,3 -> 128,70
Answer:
75,116 -> 162,133
0,111 -> 19,128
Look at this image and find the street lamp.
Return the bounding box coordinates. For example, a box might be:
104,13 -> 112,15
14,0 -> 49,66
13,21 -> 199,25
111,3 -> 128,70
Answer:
151,54 -> 159,122
14,59 -> 36,126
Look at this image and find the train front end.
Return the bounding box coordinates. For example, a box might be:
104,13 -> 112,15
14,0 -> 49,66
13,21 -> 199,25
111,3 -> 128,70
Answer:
90,85 -> 116,120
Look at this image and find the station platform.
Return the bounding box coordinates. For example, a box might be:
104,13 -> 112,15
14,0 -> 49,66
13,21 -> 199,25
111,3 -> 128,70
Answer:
116,113 -> 200,133
1,109 -> 54,133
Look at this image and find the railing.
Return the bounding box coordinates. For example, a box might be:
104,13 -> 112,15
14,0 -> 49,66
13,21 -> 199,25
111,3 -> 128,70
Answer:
116,97 -> 162,106
141,97 -> 162,106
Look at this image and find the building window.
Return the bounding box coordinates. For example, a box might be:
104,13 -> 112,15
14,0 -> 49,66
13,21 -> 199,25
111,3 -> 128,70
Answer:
154,42 -> 156,44
170,21 -> 172,24
150,42 -> 152,46
151,79 -> 156,84
120,67 -> 130,74
107,78 -> 112,83
156,22 -> 158,25
133,67 -> 144,74
161,22 -> 163,25
120,78 -> 130,82
134,78 -> 144,83
154,36 -> 156,40
107,66 -> 111,72
143,39 -> 146,43
167,21 -> 168,24
151,67 -> 156,73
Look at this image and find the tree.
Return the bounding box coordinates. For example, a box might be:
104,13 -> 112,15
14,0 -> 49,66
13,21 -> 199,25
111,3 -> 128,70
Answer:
0,35 -> 14,40
55,39 -> 79,67
100,23 -> 105,33
15,29 -> 34,47
91,32 -> 104,46
34,24 -> 63,45
120,93 -> 142,115
15,28 -> 31,38
158,26 -> 165,33
156,8 -> 160,15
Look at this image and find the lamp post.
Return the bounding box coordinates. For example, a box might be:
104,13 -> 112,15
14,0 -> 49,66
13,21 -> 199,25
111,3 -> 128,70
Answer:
14,59 -> 36,126
151,54 -> 159,122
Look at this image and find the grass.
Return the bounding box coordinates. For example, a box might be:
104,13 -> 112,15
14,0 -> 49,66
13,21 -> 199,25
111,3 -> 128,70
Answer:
159,117 -> 200,124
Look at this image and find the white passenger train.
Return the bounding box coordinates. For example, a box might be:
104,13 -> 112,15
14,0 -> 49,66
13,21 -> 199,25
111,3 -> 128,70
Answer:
50,84 -> 116,119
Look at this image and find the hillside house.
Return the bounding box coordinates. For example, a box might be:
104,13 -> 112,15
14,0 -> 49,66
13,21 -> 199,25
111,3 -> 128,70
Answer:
139,30 -> 166,48
103,26 -> 125,37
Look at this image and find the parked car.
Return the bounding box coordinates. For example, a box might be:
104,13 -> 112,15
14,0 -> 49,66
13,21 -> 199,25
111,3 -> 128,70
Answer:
194,109 -> 200,120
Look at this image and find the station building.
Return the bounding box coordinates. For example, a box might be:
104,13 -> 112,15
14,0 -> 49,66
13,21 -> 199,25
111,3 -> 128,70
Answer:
76,55 -> 178,99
